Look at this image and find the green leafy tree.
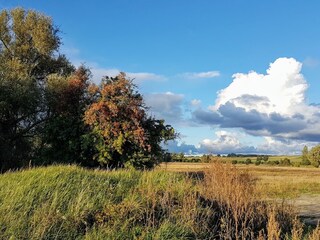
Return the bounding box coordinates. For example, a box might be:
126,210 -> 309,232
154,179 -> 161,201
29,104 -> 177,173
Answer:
84,73 -> 176,168
38,66 -> 95,166
301,145 -> 310,165
0,8 -> 73,171
308,145 -> 320,167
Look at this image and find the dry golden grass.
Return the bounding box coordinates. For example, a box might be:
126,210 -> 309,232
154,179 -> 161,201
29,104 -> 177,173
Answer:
199,162 -> 299,239
159,162 -> 320,197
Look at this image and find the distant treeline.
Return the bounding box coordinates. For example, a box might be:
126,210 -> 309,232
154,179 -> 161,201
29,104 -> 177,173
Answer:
225,153 -> 270,158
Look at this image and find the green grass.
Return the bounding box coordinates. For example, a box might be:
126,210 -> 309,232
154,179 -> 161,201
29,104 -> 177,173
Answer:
0,165 -> 199,239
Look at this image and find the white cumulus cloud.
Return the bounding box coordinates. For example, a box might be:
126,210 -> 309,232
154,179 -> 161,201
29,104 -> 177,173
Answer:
199,131 -> 256,154
213,57 -> 308,115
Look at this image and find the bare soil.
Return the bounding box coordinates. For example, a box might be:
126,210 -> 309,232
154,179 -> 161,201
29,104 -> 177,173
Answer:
294,194 -> 320,226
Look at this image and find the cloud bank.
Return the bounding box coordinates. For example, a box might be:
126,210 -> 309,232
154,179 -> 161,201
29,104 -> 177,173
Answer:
193,57 -> 320,143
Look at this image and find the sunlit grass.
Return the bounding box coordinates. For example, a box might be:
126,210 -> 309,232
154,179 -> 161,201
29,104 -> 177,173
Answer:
159,162 -> 320,198
1,164 -> 320,239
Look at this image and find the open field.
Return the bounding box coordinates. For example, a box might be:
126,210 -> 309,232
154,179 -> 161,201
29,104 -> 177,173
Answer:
158,162 -> 320,197
1,164 -> 320,239
158,162 -> 320,225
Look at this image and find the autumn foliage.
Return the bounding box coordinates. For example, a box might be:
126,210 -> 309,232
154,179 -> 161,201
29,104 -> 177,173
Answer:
85,73 -> 175,168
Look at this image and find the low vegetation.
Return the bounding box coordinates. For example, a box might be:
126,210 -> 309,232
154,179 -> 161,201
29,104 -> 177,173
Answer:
1,163 -> 320,239
168,152 -> 320,168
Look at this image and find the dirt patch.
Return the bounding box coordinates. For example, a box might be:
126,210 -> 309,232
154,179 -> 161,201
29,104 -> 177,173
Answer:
294,194 -> 320,226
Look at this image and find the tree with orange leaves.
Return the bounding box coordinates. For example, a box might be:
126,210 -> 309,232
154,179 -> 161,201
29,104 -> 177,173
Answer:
85,73 -> 175,168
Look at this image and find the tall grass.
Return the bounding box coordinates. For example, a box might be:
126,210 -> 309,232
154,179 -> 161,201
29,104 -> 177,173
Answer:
201,162 -> 298,239
0,163 -> 319,239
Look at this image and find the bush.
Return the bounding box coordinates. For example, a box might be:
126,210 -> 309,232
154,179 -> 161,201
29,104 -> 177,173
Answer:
301,158 -> 311,166
280,158 -> 291,166
231,160 -> 238,164
245,158 -> 252,165
267,160 -> 280,165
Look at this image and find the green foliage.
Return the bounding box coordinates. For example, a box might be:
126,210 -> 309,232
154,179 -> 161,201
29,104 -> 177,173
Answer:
0,8 -> 74,171
231,159 -> 238,164
309,145 -> 320,167
38,67 -> 95,166
257,155 -> 269,161
267,160 -> 280,165
301,145 -> 311,165
245,158 -> 252,165
280,158 -> 291,166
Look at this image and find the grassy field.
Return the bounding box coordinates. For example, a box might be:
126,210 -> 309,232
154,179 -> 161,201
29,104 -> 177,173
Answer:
158,162 -> 320,197
1,164 -> 320,239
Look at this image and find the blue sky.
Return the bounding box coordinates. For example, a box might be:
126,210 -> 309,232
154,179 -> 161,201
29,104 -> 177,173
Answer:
2,1 -> 320,154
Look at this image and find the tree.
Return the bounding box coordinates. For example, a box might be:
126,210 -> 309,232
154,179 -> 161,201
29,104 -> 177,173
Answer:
308,145 -> 320,168
38,66 -> 94,166
84,73 -> 175,168
0,8 -> 74,171
301,145 -> 310,165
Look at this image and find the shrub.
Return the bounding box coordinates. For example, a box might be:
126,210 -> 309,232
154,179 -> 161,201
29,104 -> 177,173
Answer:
280,158 -> 291,166
267,160 -> 280,165
301,158 -> 311,166
245,158 -> 252,165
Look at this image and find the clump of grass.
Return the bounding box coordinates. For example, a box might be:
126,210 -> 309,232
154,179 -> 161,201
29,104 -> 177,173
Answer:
201,161 -> 298,239
308,224 -> 320,240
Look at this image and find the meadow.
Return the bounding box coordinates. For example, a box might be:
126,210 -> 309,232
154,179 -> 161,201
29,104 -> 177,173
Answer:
158,162 -> 320,196
1,163 -> 320,239
159,162 -> 320,226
